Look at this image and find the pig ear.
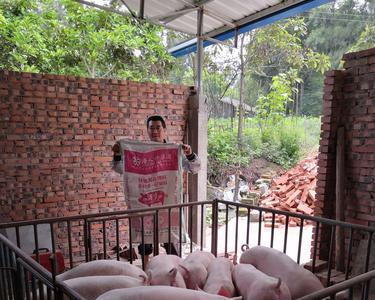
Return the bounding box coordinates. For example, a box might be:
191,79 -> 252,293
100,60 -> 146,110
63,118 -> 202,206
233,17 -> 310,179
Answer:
146,270 -> 152,285
241,244 -> 250,252
275,277 -> 281,289
139,274 -> 148,285
168,267 -> 178,279
178,264 -> 199,290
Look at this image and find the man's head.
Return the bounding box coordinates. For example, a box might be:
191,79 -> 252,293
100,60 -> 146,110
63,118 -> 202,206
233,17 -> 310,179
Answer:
147,115 -> 166,143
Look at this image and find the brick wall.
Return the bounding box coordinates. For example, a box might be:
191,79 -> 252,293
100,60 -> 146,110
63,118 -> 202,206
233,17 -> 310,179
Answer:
316,48 -> 375,262
0,70 -> 194,223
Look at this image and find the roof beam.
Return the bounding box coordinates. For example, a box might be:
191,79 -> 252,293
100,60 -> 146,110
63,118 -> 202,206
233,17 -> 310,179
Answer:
151,7 -> 199,23
152,0 -> 215,24
204,9 -> 235,28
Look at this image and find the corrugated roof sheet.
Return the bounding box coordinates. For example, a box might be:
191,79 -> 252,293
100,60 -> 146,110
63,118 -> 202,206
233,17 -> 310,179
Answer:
78,0 -> 333,56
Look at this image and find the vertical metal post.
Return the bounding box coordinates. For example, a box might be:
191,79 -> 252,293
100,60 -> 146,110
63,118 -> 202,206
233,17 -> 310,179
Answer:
139,0 -> 145,19
196,7 -> 204,95
188,6 -> 207,248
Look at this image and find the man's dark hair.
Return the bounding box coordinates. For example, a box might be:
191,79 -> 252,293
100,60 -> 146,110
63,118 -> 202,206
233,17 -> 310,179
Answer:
146,115 -> 166,128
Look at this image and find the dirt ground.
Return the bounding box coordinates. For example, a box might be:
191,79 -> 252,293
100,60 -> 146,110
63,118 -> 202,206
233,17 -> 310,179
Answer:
210,158 -> 285,187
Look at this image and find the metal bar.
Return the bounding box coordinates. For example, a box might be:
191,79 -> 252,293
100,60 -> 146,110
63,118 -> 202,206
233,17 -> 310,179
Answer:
297,270 -> 375,300
204,9 -> 236,28
67,220 -> 73,269
102,220 -> 107,259
312,222 -> 320,274
297,218 -> 304,264
151,7 -> 198,22
154,211 -> 159,256
86,219 -> 92,262
189,205 -> 193,252
283,215 -> 289,253
49,223 -> 57,279
24,267 -> 30,300
246,208 -> 250,246
0,244 -> 8,299
139,0 -> 144,19
326,225 -> 336,287
196,7 -> 204,95
33,224 -> 39,262
224,204 -> 229,255
345,228 -> 353,280
128,217 -> 133,264
115,219 -> 120,261
4,246 -> 14,300
258,210 -> 262,245
168,208 -> 172,254
200,204 -> 204,250
0,242 -> 7,300
270,213 -> 275,248
234,206 -> 239,255
141,217 -> 145,269
362,231 -> 373,300
179,207 -> 183,257
3,200 -> 373,234
211,200 -> 218,256
16,227 -> 20,248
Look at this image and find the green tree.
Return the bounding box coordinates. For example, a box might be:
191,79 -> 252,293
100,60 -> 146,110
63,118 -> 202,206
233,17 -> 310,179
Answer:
0,0 -> 173,81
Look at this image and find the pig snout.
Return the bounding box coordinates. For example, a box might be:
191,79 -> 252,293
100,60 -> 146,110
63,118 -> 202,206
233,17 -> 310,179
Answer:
203,257 -> 235,297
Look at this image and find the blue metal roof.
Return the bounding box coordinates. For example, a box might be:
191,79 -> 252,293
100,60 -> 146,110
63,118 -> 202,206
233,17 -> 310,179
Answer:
170,0 -> 333,57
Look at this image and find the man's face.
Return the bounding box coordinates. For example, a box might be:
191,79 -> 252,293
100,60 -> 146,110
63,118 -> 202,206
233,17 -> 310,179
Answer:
147,120 -> 166,143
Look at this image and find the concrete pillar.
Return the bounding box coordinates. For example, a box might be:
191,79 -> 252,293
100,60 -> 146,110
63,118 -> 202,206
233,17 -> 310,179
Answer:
188,91 -> 207,246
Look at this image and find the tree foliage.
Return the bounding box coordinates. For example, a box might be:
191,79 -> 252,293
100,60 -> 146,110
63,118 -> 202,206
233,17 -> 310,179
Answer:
0,0 -> 173,81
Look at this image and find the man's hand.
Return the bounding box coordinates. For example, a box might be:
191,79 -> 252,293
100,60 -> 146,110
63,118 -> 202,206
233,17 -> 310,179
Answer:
182,144 -> 192,156
112,143 -> 120,155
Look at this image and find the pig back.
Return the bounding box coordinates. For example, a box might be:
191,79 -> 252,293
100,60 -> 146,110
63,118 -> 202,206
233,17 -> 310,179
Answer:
97,286 -> 241,300
146,254 -> 186,288
203,257 -> 235,297
63,275 -> 145,300
56,260 -> 147,281
240,246 -> 323,298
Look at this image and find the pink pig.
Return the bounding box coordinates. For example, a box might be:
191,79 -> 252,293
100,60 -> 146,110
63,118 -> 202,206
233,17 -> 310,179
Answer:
63,275 -> 146,300
56,260 -> 147,281
203,257 -> 236,297
240,245 -> 323,299
232,263 -> 291,300
96,286 -> 242,300
181,250 -> 215,289
145,254 -> 186,288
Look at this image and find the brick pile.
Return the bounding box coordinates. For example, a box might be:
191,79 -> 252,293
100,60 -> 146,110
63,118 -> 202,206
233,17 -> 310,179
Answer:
259,154 -> 318,227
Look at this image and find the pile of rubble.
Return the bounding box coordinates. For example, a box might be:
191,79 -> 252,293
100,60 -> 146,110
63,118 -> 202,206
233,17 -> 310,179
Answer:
258,154 -> 318,227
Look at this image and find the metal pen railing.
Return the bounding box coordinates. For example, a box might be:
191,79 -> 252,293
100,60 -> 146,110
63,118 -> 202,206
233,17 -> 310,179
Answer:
1,199 -> 374,299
